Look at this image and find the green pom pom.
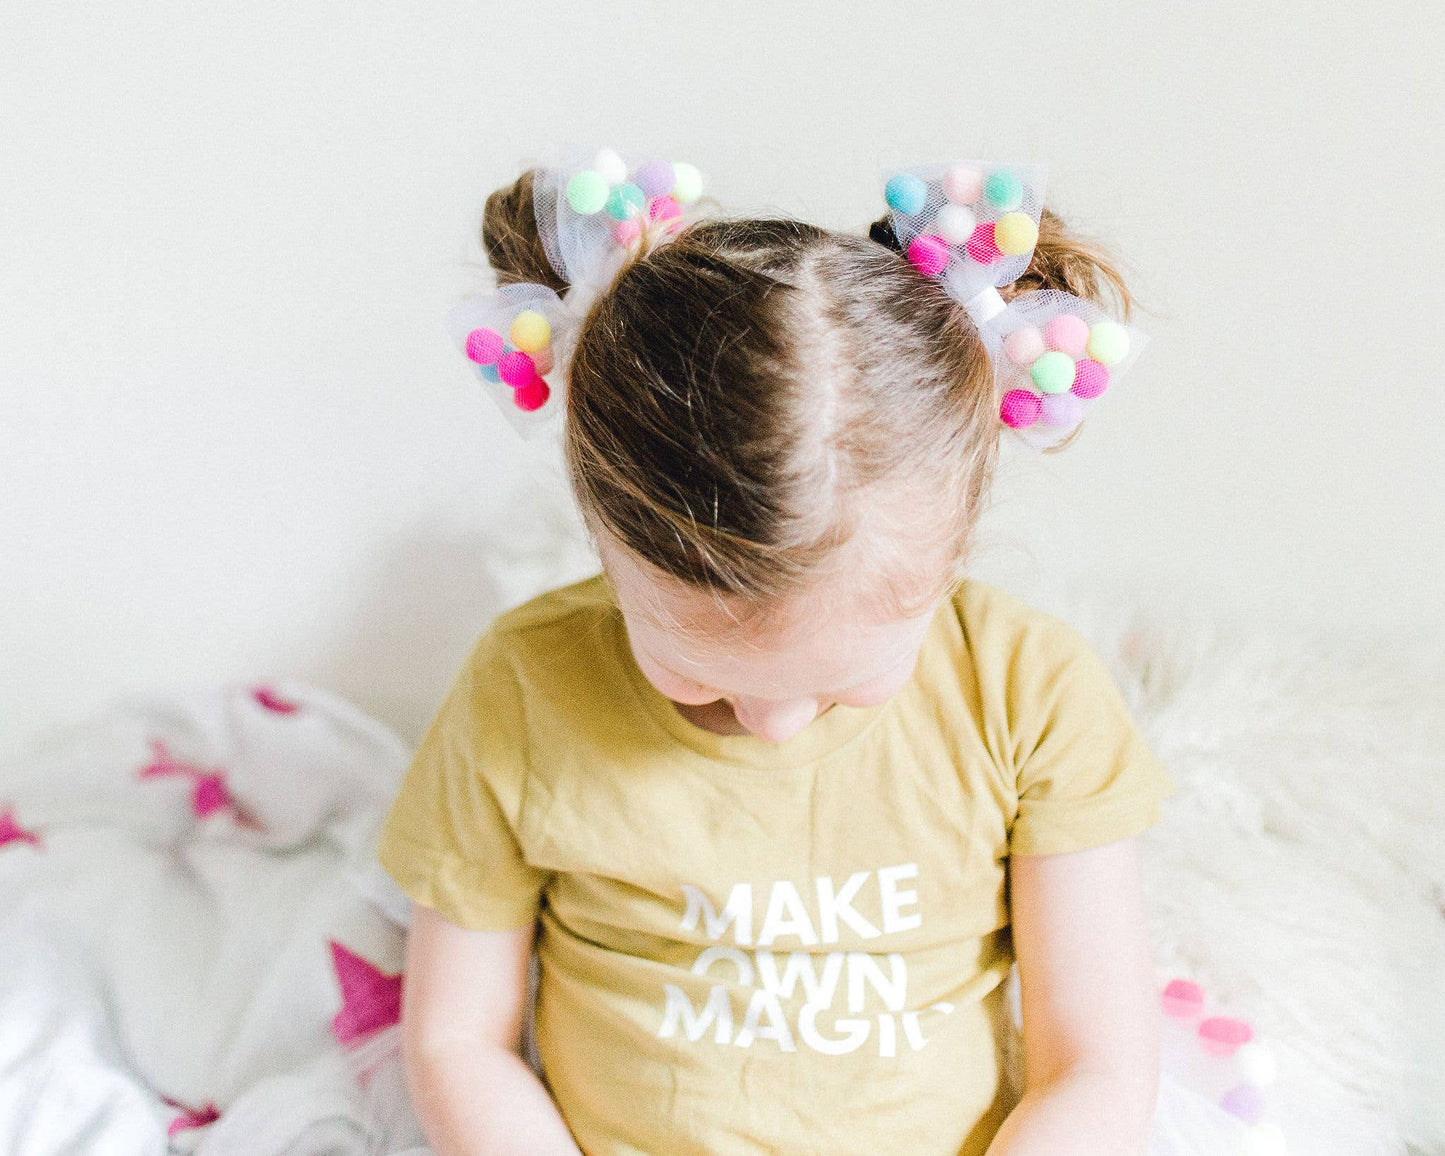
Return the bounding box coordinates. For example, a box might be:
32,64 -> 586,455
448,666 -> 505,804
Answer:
672,162 -> 703,204
984,170 -> 1023,211
605,182 -> 645,221
1031,351 -> 1076,394
566,170 -> 609,215
1087,321 -> 1130,367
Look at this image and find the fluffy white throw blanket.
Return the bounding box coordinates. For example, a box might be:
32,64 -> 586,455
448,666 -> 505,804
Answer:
1074,593 -> 1445,1153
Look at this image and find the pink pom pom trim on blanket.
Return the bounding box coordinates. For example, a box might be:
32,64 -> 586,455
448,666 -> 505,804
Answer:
1160,978 -> 1205,1017
1199,1015 -> 1255,1056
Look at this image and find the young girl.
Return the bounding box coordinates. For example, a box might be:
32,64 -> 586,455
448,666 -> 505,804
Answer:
378,148 -> 1174,1155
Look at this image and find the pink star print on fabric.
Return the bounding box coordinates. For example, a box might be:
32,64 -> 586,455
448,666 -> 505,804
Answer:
0,808 -> 42,850
162,1098 -> 220,1136
252,685 -> 301,714
329,940 -> 403,1047
137,739 -> 261,827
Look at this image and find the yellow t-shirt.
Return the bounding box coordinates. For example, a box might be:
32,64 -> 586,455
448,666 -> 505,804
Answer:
378,573 -> 1173,1155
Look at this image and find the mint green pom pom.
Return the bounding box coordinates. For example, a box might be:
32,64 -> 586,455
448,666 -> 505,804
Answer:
566,170 -> 609,215
1031,351 -> 1076,393
605,182 -> 645,221
672,162 -> 703,204
984,170 -> 1023,211
1086,321 -> 1130,366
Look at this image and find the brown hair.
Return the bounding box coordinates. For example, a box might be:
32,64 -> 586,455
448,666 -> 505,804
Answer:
482,170 -> 1133,619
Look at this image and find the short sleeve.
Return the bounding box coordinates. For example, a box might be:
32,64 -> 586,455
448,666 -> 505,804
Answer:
1005,617 -> 1175,857
376,630 -> 551,930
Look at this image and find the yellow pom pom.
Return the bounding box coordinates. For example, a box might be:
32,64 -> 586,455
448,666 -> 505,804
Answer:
1086,321 -> 1130,366
993,212 -> 1039,257
671,162 -> 704,204
509,310 -> 551,353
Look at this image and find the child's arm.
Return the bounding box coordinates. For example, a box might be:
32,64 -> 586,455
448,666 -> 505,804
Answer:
986,837 -> 1159,1155
400,905 -> 581,1156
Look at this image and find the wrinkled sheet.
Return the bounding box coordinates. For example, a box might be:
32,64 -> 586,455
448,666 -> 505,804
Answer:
0,679 -> 426,1155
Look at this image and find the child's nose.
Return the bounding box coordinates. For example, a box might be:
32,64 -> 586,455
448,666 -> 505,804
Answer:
730,697 -> 819,743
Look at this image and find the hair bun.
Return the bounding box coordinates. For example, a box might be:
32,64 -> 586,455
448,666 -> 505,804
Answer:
483,168 -> 571,293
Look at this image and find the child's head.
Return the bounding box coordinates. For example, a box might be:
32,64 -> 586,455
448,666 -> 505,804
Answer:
482,169 -> 1130,740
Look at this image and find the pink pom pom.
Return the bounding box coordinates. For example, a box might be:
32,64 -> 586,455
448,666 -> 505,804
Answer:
497,351 -> 535,388
1161,979 -> 1205,1018
1199,1016 -> 1254,1057
614,217 -> 642,244
513,376 -> 551,412
1044,314 -> 1090,356
648,195 -> 681,222
1070,359 -> 1110,399
999,389 -> 1042,428
465,327 -> 504,365
1004,326 -> 1045,365
531,346 -> 554,375
1041,391 -> 1084,428
966,222 -> 1001,264
944,164 -> 984,205
906,234 -> 950,276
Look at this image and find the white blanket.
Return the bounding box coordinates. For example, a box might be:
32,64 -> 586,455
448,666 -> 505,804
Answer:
0,679 -> 426,1155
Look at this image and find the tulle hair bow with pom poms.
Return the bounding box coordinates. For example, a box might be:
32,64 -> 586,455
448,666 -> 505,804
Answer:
445,145 -> 706,436
880,162 -> 1147,450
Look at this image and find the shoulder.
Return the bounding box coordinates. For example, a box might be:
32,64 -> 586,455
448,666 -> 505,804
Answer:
408,573 -> 622,787
489,571 -> 617,638
943,579 -> 1135,762
458,572 -> 630,725
467,572 -> 618,674
948,579 -> 1103,677
947,586 -> 1173,855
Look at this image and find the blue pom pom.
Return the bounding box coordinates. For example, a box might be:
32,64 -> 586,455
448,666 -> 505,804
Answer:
479,363 -> 501,383
885,173 -> 928,216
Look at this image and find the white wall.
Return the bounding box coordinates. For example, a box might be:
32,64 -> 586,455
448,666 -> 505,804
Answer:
3,1 -> 1441,765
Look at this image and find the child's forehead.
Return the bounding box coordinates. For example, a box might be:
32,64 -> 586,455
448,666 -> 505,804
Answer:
603,536 -> 878,636
607,544 -> 933,671
590,501 -> 961,677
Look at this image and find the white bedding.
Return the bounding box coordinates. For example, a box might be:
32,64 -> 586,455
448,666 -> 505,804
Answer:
0,679 -> 425,1154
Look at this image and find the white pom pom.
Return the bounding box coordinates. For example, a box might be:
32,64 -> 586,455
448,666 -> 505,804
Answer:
1241,1121 -> 1287,1156
593,148 -> 627,186
936,204 -> 977,245
1236,1042 -> 1277,1087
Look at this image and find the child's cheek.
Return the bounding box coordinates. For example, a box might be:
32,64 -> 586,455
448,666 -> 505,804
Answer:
836,665 -> 917,709
633,648 -> 718,705
653,677 -> 717,705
